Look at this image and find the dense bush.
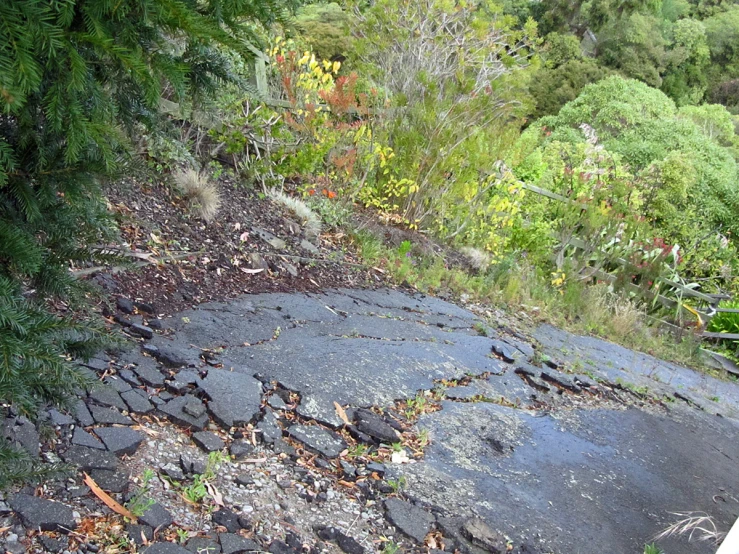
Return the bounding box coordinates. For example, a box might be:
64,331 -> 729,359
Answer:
0,0 -> 293,485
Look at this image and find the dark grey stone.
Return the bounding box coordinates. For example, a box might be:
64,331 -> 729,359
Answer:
74,399 -> 95,427
229,440 -> 254,460
62,445 -> 118,471
39,535 -> 67,552
354,409 -> 399,444
235,474 -> 254,486
147,319 -> 164,331
268,539 -> 297,554
540,370 -> 581,393
490,340 -> 521,363
366,462 -> 385,476
336,532 -> 365,554
129,323 -> 154,339
160,463 -> 185,481
272,439 -> 296,457
94,427 -> 144,456
9,494 -> 77,532
198,369 -> 262,428
88,469 -> 129,493
142,344 -> 160,357
117,297 -> 135,314
384,498 -> 434,543
139,502 -> 174,530
211,508 -> 240,533
192,431 -> 225,453
88,384 -> 128,411
127,523 -> 154,546
119,368 -> 143,386
159,395 -> 209,431
104,376 -> 132,393
219,533 -> 260,554
89,405 -> 133,425
133,363 -> 166,387
186,537 -> 221,553
2,416 -> 40,458
256,411 -> 282,444
267,395 -> 287,410
121,389 -> 154,413
461,518 -> 507,553
49,409 -> 74,426
135,301 -> 156,314
142,543 -> 191,554
286,424 -> 347,458
154,348 -> 188,368
183,396 -> 206,418
71,428 -> 105,450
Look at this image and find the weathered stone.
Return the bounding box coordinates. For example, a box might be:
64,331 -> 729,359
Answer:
186,537 -> 221,553
268,540 -> 298,554
121,389 -> 154,414
135,301 -> 156,314
267,395 -> 287,410
88,384 -> 128,411
490,340 -> 520,363
461,518 -> 507,553
229,440 -> 254,460
89,405 -> 133,425
354,409 -> 399,444
118,369 -> 142,386
198,369 -> 262,429
211,508 -> 240,533
129,323 -> 154,339
272,439 -> 296,457
183,396 -> 206,418
147,319 -> 164,331
300,239 -> 319,254
71,428 -> 105,450
48,409 -> 74,426
39,535 -> 67,553
154,348 -> 188,368
139,502 -> 173,530
94,427 -> 144,456
2,416 -> 40,458
192,431 -> 225,453
249,253 -> 270,271
235,474 -> 254,486
253,227 -> 287,250
540,370 -> 581,393
74,399 -> 95,427
142,343 -> 160,356
219,533 -> 260,554
366,462 -> 386,476
336,532 -> 365,554
159,395 -> 209,431
9,494 -> 77,532
117,297 -> 135,314
257,412 -> 282,444
62,445 -> 118,471
286,424 -> 346,458
384,498 -> 434,543
160,463 -> 185,481
127,523 -> 154,546
104,376 -> 132,393
88,469 -> 129,493
133,363 -> 166,387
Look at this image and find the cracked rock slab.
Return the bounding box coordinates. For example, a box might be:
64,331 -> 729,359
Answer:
198,368 -> 262,428
286,424 -> 346,458
383,498 -> 435,543
9,494 -> 77,532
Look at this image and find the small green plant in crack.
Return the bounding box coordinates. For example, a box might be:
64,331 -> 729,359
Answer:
709,395 -> 720,402
663,394 -> 676,403
347,443 -> 369,459
417,429 -> 430,449
386,476 -> 407,494
125,468 -> 156,518
381,541 -> 400,554
404,394 -> 428,419
391,442 -> 404,453
175,528 -> 190,544
473,322 -> 488,336
643,543 -> 664,554
180,452 -> 224,505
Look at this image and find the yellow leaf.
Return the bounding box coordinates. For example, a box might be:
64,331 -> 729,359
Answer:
334,402 -> 350,425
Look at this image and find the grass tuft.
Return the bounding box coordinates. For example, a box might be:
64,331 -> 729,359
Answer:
172,168 -> 221,222
267,189 -> 322,239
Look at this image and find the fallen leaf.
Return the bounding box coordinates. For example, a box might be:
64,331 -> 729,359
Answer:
241,457 -> 268,464
338,480 -> 356,488
83,473 -> 137,521
240,268 -> 264,274
149,233 -> 162,244
205,482 -> 224,506
334,402 -> 350,425
239,231 -> 249,242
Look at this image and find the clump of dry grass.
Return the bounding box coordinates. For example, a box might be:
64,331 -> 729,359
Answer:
266,189 -> 322,240
459,246 -> 492,272
655,512 -> 725,545
172,168 -> 221,222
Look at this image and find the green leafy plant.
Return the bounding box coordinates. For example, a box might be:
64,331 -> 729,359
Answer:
386,476 -> 407,494
125,469 -> 156,518
180,452 -> 224,506
644,544 -> 664,554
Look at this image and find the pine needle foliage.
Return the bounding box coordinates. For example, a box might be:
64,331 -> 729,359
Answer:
0,0 -> 297,485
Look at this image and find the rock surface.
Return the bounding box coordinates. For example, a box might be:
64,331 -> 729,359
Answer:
9,494 -> 77,532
